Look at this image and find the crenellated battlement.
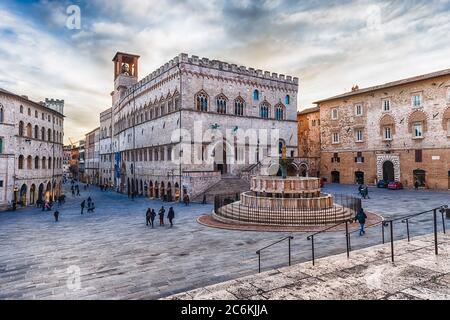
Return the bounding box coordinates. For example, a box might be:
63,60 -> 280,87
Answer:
122,53 -> 299,102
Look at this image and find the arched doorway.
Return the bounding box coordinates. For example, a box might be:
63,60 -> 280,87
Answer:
127,178 -> 131,196
144,181 -> 148,197
149,181 -> 154,198
45,182 -> 51,202
154,181 -> 159,198
413,169 -> 426,187
174,182 -> 180,201
213,140 -> 232,175
167,182 -> 172,201
19,184 -> 27,206
331,171 -> 340,184
30,184 -> 36,205
38,183 -> 44,203
355,171 -> 364,184
383,161 -> 395,182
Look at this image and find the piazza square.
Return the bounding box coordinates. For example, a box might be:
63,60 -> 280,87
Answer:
0,0 -> 449,307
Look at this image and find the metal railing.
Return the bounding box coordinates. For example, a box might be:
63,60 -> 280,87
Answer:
306,219 -> 353,265
256,236 -> 294,273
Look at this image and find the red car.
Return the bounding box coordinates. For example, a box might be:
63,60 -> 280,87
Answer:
388,181 -> 403,190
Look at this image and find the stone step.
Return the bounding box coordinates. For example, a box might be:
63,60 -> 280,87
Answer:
192,177 -> 250,202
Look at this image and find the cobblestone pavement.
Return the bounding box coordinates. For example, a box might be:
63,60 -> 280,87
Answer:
0,183 -> 448,299
166,233 -> 450,300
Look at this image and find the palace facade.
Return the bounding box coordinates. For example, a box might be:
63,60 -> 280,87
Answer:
316,69 -> 450,190
297,107 -> 321,177
98,52 -> 299,200
0,89 -> 64,210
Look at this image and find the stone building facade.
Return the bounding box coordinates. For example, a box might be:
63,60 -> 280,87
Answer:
297,107 -> 321,177
0,88 -> 64,211
84,127 -> 100,184
316,69 -> 450,190
99,108 -> 113,186
102,52 -> 299,200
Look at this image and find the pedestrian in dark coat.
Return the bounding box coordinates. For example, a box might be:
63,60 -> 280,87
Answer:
355,208 -> 368,236
150,209 -> 156,228
168,207 -> 175,227
146,208 -> 151,226
414,180 -> 420,190
54,210 -> 60,222
80,200 -> 86,214
159,206 -> 165,226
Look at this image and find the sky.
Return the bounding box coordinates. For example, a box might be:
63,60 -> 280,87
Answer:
1,0 -> 450,144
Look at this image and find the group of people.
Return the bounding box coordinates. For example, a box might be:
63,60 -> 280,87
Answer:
358,184 -> 370,199
80,196 -> 95,214
71,184 -> 81,196
146,206 -> 175,228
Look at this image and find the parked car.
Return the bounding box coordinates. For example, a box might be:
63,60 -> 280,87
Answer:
377,180 -> 388,188
388,181 -> 403,190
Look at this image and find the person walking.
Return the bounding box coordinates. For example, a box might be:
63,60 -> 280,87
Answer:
159,206 -> 165,226
202,194 -> 207,205
150,209 -> 156,228
76,186 -> 80,196
146,208 -> 152,227
414,180 -> 420,191
80,200 -> 86,215
54,210 -> 60,222
364,185 -> 370,199
168,207 -> 175,227
87,201 -> 95,213
355,208 -> 368,236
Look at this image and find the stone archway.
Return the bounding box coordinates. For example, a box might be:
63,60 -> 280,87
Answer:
377,154 -> 401,182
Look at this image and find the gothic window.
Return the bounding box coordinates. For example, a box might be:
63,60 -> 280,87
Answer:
27,108 -> 31,116
331,108 -> 339,120
216,94 -> 227,114
20,105 -> 23,113
41,127 -> 45,140
260,102 -> 270,119
27,156 -> 32,169
0,106 -> 4,123
42,157 -> 46,169
18,155 -> 24,169
35,110 -> 38,118
35,156 -> 39,169
196,91 -> 208,112
48,129 -> 52,142
0,138 -> 3,154
26,123 -> 32,137
160,104 -> 165,116
234,97 -> 245,116
275,103 -> 285,120
34,125 -> 39,139
19,121 -> 24,136
253,90 -> 259,101
174,96 -> 180,110
48,157 -> 52,169
168,100 -> 173,113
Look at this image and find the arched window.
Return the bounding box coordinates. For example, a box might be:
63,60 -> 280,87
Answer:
196,91 -> 208,112
234,97 -> 245,116
18,155 -> 24,169
285,95 -> 290,105
216,94 -> 227,114
41,127 -> 45,140
27,108 -> 31,116
0,106 -> 4,123
19,121 -> 24,136
260,102 -> 270,119
34,156 -> 39,169
20,105 -> 23,113
253,90 -> 259,101
27,156 -> 32,169
34,125 -> 39,139
47,129 -> 51,142
42,157 -> 46,169
48,157 -> 52,169
53,130 -> 56,142
275,103 -> 285,120
26,123 -> 32,137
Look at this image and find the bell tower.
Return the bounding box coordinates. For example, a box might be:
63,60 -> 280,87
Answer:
112,52 -> 140,106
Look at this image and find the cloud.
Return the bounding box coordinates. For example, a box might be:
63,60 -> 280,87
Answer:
0,0 -> 450,142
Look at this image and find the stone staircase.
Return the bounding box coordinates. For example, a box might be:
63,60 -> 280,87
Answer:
192,176 -> 250,203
